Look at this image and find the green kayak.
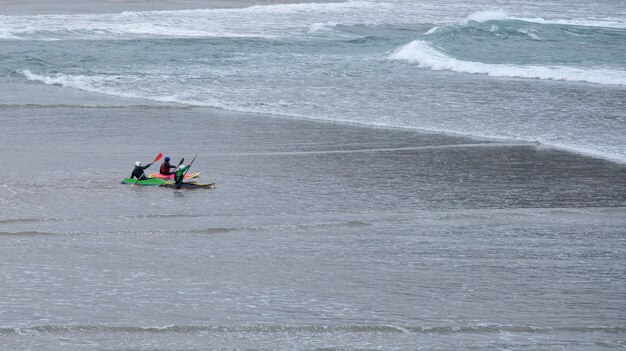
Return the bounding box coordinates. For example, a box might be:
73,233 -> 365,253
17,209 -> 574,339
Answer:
121,178 -> 166,186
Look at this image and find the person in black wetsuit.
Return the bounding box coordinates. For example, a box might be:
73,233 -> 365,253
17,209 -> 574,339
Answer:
159,156 -> 176,176
131,161 -> 152,181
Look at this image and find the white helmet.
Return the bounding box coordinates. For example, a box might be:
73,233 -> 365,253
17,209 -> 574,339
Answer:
135,161 -> 141,167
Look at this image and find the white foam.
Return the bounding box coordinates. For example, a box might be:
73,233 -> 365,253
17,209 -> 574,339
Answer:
21,69 -> 246,109
388,40 -> 626,86
21,70 -> 150,100
308,22 -> 338,33
21,68 -> 626,164
0,2 -> 387,40
516,28 -> 541,40
515,16 -> 626,29
464,10 -> 509,24
23,70 -> 96,90
424,26 -> 439,35
463,9 -> 626,29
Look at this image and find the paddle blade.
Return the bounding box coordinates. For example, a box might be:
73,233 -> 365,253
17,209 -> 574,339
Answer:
153,153 -> 163,163
177,158 -> 184,166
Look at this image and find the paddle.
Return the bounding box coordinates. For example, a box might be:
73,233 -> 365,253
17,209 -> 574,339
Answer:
176,154 -> 197,189
135,153 -> 162,185
185,154 -> 197,176
154,153 -> 163,163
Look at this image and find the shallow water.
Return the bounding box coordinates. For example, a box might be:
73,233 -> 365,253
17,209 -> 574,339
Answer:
1,0 -> 625,349
1,0 -> 625,161
1,103 -> 625,350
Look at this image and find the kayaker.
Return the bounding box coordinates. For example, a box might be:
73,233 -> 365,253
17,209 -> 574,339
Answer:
159,156 -> 176,175
131,161 -> 152,181
174,164 -> 190,186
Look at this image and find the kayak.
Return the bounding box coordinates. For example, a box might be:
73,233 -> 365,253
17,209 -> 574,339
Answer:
160,181 -> 216,189
121,178 -> 166,186
148,172 -> 200,180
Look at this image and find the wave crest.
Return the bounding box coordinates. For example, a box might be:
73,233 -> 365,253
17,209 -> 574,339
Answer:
464,10 -> 510,24
308,22 -> 338,33
463,9 -> 626,29
388,41 -> 626,86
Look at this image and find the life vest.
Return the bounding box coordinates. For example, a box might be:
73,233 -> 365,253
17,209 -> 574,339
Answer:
160,162 -> 171,175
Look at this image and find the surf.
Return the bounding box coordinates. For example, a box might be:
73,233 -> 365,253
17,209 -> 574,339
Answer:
0,2 -> 390,41
388,40 -> 626,86
4,2 -> 626,164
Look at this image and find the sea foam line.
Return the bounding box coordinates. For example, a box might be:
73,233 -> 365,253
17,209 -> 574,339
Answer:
19,70 -> 626,164
0,1 -> 383,40
388,40 -> 626,86
463,9 -> 626,29
221,142 -> 539,157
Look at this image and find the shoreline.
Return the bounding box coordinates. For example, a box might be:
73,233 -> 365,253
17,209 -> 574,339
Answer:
3,80 -> 624,165
0,0 -> 343,15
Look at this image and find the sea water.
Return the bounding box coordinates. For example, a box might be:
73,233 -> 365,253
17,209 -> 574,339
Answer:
1,106 -> 625,350
0,1 -> 625,350
0,0 -> 625,161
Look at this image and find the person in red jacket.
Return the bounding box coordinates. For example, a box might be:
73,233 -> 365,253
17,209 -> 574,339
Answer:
159,156 -> 176,176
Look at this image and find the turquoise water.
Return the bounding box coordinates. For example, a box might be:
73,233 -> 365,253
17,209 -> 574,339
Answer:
1,0 -> 625,161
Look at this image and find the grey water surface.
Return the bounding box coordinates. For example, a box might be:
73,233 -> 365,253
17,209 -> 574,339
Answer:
1,0 -> 625,349
0,101 -> 625,350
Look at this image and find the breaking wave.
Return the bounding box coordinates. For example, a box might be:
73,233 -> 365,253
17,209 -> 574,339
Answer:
0,1 -> 388,40
463,9 -> 626,28
308,22 -> 339,33
388,40 -> 626,86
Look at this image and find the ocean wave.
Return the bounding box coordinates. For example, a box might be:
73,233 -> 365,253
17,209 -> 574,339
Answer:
20,67 -> 626,163
463,9 -> 510,24
463,9 -> 626,29
21,70 -> 175,103
517,16 -> 626,29
0,1 -> 386,40
308,22 -> 339,33
22,69 -> 109,91
1,3 -> 623,41
388,40 -> 626,86
425,21 -> 542,40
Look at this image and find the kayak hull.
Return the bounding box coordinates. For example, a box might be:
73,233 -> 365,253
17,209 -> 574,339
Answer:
121,178 -> 166,186
148,172 -> 200,180
160,181 -> 216,189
